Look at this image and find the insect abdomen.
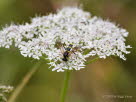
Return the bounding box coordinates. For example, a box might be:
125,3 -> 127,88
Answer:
62,51 -> 69,61
62,57 -> 68,61
63,51 -> 69,57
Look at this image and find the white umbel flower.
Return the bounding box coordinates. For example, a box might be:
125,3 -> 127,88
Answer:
0,7 -> 131,72
0,85 -> 13,102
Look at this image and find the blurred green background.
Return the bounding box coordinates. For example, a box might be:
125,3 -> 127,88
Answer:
0,0 -> 136,102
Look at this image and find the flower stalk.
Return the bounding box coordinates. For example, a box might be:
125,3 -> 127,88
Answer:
60,71 -> 71,102
7,62 -> 41,102
85,57 -> 99,65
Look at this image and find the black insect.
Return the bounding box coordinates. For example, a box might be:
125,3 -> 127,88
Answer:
56,42 -> 81,62
62,44 -> 73,61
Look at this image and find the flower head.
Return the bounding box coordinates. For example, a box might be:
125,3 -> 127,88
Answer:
0,85 -> 13,102
0,7 -> 131,72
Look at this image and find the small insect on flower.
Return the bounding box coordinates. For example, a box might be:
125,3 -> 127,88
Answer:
62,44 -> 73,61
61,44 -> 81,62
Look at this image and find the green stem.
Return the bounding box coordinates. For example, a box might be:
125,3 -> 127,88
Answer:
7,62 -> 41,102
85,57 -> 99,65
60,71 -> 71,102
